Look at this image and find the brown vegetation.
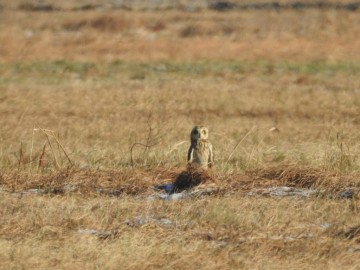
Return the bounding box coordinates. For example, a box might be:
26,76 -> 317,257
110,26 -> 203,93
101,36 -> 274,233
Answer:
1,2 -> 360,269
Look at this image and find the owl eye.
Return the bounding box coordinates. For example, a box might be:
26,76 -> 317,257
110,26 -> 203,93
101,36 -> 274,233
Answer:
192,130 -> 198,135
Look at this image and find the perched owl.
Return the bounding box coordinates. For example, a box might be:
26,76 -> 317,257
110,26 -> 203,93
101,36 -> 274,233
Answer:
187,126 -> 214,169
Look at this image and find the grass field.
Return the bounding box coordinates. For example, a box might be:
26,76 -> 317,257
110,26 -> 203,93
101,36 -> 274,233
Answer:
1,2 -> 360,269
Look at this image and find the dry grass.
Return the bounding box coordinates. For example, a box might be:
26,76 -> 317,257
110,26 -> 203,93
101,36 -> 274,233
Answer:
1,3 -> 360,269
1,165 -> 360,195
1,191 -> 360,269
1,6 -> 360,62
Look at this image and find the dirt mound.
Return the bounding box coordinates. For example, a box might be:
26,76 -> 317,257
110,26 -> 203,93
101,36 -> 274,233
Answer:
172,166 -> 215,193
0,168 -> 150,196
0,166 -> 359,198
253,165 -> 360,191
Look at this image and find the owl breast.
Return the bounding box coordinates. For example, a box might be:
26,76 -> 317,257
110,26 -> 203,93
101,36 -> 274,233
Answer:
193,139 -> 211,167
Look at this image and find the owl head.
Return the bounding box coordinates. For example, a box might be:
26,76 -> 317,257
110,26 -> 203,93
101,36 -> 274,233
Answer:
190,126 -> 209,141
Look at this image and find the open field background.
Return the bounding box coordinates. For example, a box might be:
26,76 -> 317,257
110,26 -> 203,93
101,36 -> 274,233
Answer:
1,1 -> 360,269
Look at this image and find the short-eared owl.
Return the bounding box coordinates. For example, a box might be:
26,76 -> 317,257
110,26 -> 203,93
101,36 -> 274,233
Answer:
187,126 -> 214,169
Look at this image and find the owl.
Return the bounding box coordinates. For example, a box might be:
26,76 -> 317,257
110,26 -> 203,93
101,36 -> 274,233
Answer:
187,126 -> 214,169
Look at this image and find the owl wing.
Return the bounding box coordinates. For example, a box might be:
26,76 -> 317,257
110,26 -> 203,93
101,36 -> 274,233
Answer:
187,144 -> 194,163
208,143 -> 214,168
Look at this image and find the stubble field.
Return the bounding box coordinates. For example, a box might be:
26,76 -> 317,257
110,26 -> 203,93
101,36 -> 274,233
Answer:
0,1 -> 360,269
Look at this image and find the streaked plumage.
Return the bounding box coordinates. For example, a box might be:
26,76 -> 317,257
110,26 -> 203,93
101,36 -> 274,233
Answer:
187,126 -> 214,169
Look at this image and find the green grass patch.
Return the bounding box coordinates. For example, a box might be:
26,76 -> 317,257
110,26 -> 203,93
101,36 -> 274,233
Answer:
1,60 -> 360,85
